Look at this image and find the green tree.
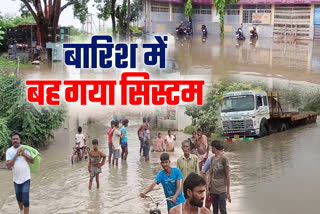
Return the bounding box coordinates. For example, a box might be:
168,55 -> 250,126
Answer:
214,0 -> 238,37
185,0 -> 193,21
96,0 -> 142,37
95,0 -> 117,36
17,0 -> 89,51
0,71 -> 67,159
0,26 -> 4,46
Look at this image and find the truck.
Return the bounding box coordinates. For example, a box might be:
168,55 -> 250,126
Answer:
220,90 -> 318,138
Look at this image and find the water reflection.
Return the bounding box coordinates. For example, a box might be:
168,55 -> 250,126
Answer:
171,35 -> 320,83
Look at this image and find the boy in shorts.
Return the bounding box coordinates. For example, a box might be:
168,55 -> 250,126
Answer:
88,139 -> 106,190
111,120 -> 121,167
121,119 -> 129,160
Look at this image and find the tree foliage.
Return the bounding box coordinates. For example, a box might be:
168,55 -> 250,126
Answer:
0,71 -> 67,159
185,79 -> 261,137
0,27 -> 4,46
96,0 -> 143,36
214,0 -> 238,37
16,0 -> 89,53
185,0 -> 193,20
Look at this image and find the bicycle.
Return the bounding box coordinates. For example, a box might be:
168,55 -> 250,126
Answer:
144,195 -> 172,214
71,142 -> 82,165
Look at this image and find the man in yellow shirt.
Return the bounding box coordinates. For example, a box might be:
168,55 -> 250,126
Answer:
177,140 -> 199,186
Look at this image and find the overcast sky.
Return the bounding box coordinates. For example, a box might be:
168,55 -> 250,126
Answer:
0,0 -> 111,31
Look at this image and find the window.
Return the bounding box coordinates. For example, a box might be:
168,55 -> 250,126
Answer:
256,96 -> 263,108
173,5 -> 184,13
151,1 -> 169,12
263,96 -> 268,106
221,95 -> 255,112
243,4 -> 271,23
193,5 -> 212,15
225,4 -> 240,15
225,4 -> 240,24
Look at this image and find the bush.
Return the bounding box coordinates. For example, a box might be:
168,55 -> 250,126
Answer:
0,71 -> 67,159
184,125 -> 195,134
0,118 -> 10,160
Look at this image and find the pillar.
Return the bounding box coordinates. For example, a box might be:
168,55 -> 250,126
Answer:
239,5 -> 243,24
170,3 -> 173,22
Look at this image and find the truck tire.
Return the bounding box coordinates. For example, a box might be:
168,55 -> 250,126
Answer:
258,119 -> 269,138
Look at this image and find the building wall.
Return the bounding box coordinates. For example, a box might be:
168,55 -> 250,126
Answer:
145,1 -> 318,40
224,24 -> 273,38
192,14 -> 221,35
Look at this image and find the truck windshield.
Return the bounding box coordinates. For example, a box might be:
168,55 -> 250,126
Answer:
222,95 -> 255,112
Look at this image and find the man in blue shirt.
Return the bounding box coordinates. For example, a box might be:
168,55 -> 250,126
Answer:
120,119 -> 129,160
140,153 -> 186,211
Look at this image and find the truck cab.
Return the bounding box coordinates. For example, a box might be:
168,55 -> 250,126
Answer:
221,90 -> 270,138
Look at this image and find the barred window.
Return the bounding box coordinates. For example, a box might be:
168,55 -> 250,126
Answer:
151,1 -> 169,12
193,5 -> 212,15
225,4 -> 239,15
243,4 -> 271,23
173,5 -> 184,13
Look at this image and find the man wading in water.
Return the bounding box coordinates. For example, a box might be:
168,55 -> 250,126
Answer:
6,131 -> 34,214
195,129 -> 209,171
169,173 -> 210,214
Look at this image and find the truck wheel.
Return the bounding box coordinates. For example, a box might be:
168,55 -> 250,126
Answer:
258,120 -> 267,138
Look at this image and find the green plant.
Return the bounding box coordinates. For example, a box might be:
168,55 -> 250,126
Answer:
0,26 -> 4,46
185,0 -> 193,20
0,71 -> 67,159
0,118 -> 11,160
184,125 -> 195,134
214,0 -> 238,37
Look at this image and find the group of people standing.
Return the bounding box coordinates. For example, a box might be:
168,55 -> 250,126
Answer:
5,118 -> 231,214
140,139 -> 231,214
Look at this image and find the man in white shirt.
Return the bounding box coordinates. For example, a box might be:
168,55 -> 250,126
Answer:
6,131 -> 34,214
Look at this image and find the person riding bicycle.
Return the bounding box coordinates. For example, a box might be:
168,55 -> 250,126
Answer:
140,153 -> 186,212
75,126 -> 88,159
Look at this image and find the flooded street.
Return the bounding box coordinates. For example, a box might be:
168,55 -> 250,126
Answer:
1,119 -> 319,213
171,36 -> 320,84
1,35 -> 320,213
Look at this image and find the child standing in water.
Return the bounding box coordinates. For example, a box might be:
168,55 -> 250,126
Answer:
111,120 -> 121,167
121,119 -> 129,160
88,139 -> 106,190
155,132 -> 164,152
107,121 -> 115,164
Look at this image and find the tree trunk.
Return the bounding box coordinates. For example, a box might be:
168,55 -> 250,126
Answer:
111,0 -> 116,37
127,0 -> 130,40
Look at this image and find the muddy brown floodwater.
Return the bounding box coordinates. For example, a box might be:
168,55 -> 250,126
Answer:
1,118 -> 320,214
